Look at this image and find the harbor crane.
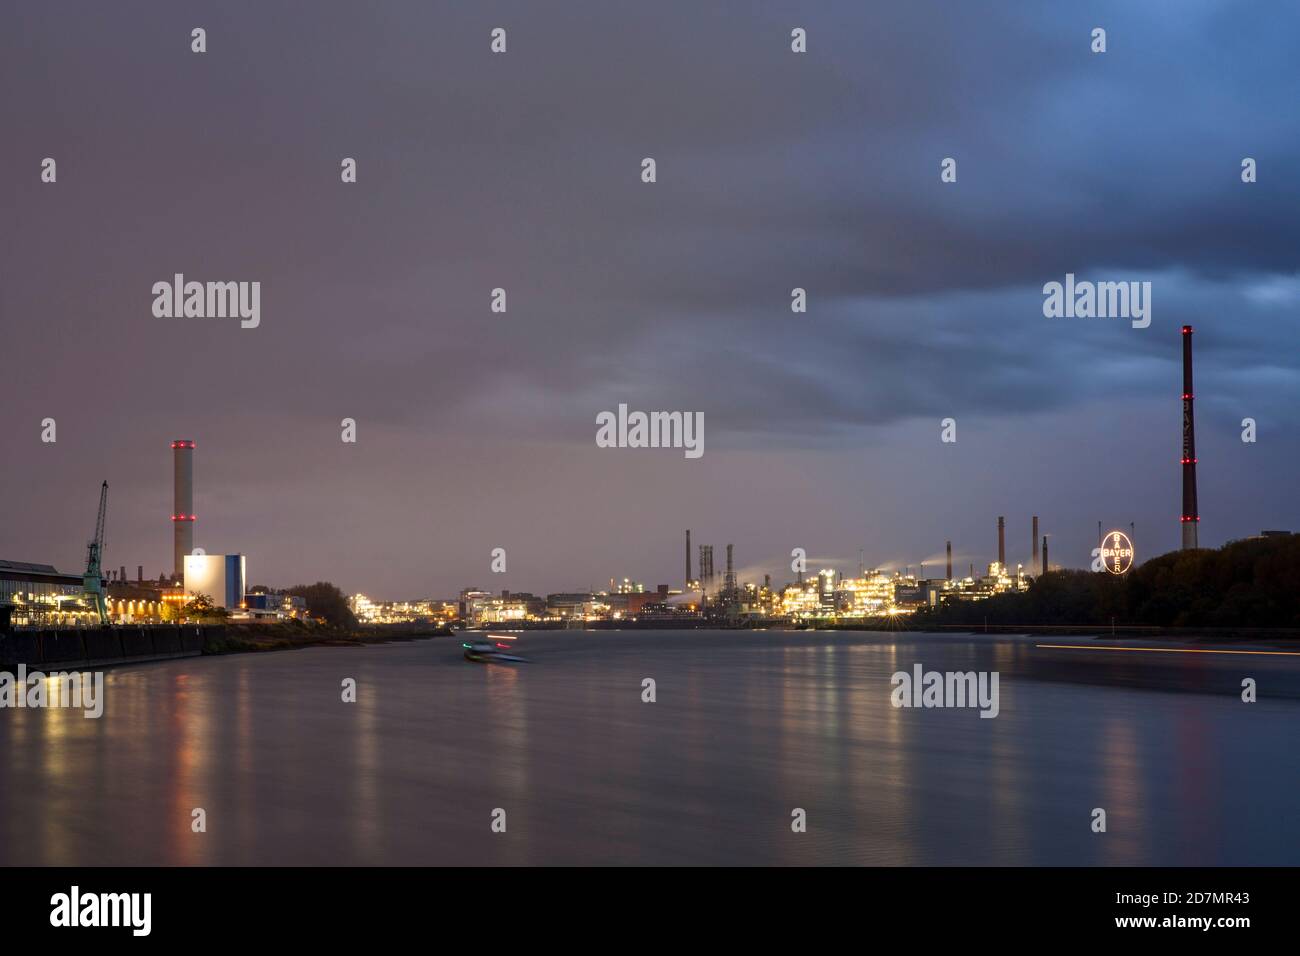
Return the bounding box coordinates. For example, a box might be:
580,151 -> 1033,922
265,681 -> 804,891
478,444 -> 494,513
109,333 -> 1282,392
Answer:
83,481 -> 109,625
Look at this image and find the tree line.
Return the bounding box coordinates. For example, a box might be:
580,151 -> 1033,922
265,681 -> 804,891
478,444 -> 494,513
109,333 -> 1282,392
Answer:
917,534 -> 1300,629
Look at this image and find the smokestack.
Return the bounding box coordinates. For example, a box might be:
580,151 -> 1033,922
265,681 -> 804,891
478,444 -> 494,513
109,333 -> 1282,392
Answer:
726,543 -> 733,576
686,529 -> 692,586
1181,326 -> 1199,549
946,541 -> 953,581
119,565 -> 127,584
1042,536 -> 1049,574
137,565 -> 143,584
997,516 -> 1006,567
171,440 -> 195,580
1032,516 -> 1039,573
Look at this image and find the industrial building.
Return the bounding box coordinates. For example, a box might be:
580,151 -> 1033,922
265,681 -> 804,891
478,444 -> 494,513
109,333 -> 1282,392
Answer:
1,439 -> 252,630
183,553 -> 247,609
240,590 -> 309,621
349,594 -> 453,624
458,590 -> 546,625
0,560 -> 97,628
545,592 -> 596,620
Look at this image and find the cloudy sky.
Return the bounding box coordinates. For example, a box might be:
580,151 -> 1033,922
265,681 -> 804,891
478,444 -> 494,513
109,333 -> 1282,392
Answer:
2,1 -> 1298,598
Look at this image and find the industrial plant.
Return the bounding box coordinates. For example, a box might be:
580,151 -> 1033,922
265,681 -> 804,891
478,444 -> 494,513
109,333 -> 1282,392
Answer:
0,438 -> 293,631
443,516 -> 1035,629
0,327 -> 1280,635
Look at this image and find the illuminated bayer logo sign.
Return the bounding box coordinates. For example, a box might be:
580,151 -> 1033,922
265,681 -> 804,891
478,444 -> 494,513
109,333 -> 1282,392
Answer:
1098,530 -> 1135,574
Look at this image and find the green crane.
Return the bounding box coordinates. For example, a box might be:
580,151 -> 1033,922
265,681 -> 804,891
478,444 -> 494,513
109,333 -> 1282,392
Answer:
83,481 -> 109,626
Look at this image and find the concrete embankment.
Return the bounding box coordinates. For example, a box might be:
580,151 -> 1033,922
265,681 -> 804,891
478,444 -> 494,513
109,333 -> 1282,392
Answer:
1,622 -> 454,669
0,624 -> 209,669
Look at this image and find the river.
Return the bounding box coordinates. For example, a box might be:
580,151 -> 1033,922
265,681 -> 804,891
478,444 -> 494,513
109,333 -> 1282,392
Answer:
1,629 -> 1296,865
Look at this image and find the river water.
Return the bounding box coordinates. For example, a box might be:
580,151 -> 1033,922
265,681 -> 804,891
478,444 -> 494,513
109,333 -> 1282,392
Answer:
1,629 -> 1296,865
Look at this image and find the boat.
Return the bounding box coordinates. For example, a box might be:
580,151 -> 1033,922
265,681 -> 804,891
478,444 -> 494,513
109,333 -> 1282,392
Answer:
462,638 -> 530,664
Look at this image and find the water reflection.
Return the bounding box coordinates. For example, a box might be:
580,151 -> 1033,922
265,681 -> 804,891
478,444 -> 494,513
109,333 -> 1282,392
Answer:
1,632 -> 1296,865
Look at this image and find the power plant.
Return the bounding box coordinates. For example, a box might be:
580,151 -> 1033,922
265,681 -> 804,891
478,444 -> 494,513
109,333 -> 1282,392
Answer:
172,439 -> 196,578
1181,326 -> 1199,549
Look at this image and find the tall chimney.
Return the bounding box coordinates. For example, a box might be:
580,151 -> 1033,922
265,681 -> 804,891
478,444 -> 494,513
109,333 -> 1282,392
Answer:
1032,516 -> 1039,573
137,564 -> 143,584
1042,536 -> 1049,574
686,529 -> 692,586
171,439 -> 195,580
1181,326 -> 1199,549
997,516 -> 1006,568
946,541 -> 953,581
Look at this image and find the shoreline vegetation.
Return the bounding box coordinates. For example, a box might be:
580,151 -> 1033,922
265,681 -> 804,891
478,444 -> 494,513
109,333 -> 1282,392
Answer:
201,620 -> 453,656
908,534 -> 1300,644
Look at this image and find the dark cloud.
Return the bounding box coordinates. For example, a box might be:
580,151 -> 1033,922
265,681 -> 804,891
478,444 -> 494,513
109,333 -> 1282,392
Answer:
1,1 -> 1297,595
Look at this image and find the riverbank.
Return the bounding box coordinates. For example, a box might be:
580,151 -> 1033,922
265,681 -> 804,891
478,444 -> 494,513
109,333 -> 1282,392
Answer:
202,621 -> 453,655
812,620 -> 1300,644
0,621 -> 453,669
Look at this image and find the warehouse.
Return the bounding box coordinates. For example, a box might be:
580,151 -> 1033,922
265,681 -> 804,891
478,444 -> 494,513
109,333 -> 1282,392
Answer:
0,559 -> 95,629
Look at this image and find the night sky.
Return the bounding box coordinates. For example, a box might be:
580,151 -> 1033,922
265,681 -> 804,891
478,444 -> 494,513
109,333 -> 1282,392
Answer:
3,2 -> 1298,598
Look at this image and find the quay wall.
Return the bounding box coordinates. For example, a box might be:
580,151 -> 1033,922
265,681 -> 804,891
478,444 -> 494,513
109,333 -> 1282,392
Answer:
0,625 -> 210,669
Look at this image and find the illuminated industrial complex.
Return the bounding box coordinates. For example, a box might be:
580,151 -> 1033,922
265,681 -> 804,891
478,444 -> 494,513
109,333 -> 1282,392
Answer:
2,328 -> 1285,634
430,524 -> 1033,629
1,439 -> 296,629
